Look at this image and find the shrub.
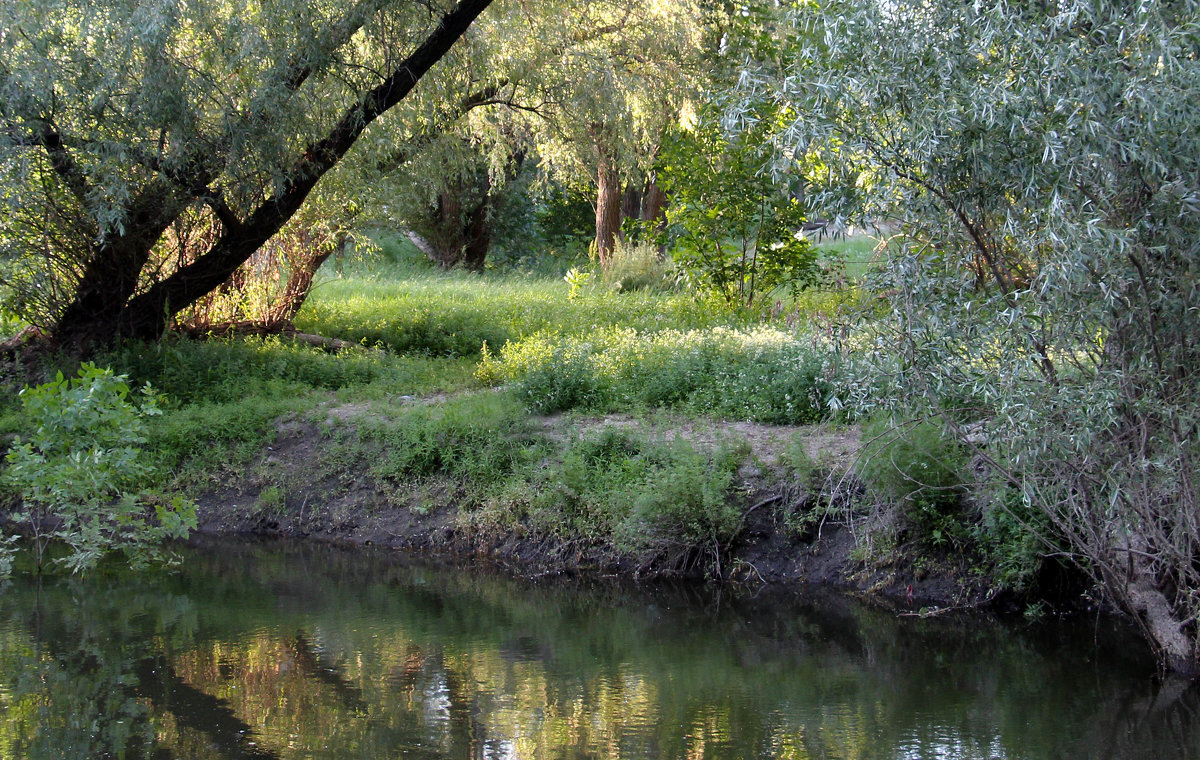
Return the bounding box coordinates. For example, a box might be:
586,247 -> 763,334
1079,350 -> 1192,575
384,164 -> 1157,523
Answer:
357,393 -> 544,487
2,363 -> 196,574
857,416 -> 968,548
481,326 -> 834,423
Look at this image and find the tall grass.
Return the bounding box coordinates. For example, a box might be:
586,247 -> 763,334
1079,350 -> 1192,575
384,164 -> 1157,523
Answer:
96,335 -> 474,407
477,325 -> 836,424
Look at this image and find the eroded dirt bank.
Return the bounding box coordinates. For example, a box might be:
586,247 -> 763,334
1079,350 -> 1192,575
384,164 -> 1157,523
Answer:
193,400 -> 1001,612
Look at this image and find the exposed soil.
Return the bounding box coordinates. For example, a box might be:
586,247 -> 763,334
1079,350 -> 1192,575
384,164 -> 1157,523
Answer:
192,394 -> 1000,613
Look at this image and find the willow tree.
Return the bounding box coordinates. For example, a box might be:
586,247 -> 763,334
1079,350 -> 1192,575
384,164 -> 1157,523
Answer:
763,0 -> 1200,673
0,0 -> 492,350
524,1 -> 703,264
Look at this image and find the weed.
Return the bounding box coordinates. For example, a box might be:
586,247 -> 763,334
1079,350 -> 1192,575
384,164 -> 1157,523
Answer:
256,484 -> 285,514
858,416 -> 968,548
484,326 -> 834,423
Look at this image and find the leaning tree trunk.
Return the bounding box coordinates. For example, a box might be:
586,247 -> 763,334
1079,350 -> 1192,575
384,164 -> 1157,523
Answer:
47,0 -> 494,349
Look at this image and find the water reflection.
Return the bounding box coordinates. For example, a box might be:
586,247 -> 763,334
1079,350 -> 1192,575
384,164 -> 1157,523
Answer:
0,537 -> 1196,759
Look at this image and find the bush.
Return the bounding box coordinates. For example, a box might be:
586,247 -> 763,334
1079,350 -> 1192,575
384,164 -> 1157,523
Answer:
2,363 -> 196,574
857,416 -> 968,548
480,326 -> 834,423
511,428 -> 746,564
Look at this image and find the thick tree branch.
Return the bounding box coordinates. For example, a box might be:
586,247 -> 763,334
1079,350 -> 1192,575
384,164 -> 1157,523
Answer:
31,122 -> 92,205
119,0 -> 495,337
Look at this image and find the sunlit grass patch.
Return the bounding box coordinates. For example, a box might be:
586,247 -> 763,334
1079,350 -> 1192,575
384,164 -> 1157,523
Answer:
295,262 -> 743,357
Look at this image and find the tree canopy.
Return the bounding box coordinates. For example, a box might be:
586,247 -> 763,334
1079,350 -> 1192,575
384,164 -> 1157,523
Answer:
0,0 -> 493,349
757,0 -> 1200,673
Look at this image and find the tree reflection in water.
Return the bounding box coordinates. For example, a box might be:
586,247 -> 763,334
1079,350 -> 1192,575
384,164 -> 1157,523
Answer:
0,538 -> 1196,759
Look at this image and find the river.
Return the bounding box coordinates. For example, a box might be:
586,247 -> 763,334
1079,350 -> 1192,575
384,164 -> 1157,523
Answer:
0,537 -> 1195,759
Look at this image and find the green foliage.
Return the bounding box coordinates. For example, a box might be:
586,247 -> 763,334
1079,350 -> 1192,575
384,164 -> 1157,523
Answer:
972,488 -> 1047,592
660,100 -> 822,306
2,364 -> 195,573
482,326 -> 833,424
768,0 -> 1200,669
296,262 -> 740,357
0,533 -> 17,577
858,417 -> 967,548
356,394 -> 544,488
563,268 -> 592,300
486,427 -> 746,563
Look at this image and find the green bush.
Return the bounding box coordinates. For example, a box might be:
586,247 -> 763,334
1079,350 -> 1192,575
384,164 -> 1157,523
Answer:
356,393 -> 544,487
858,416 -> 968,548
973,488 -> 1046,591
2,363 -> 196,574
481,326 -> 833,423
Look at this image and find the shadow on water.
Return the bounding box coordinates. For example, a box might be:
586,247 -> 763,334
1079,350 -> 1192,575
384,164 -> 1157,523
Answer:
0,536 -> 1197,759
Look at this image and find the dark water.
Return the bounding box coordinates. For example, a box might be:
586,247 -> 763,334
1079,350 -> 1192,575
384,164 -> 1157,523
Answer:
1,538 -> 1197,759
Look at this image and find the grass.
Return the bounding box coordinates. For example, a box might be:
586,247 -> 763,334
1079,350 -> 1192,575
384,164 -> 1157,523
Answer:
813,233 -> 890,279
467,425 -> 749,563
0,236 -> 1057,590
477,325 -> 835,424
295,259 -> 745,358
0,240 -> 861,571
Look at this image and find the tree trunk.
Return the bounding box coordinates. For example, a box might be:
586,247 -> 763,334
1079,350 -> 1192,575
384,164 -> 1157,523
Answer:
461,175 -> 493,273
620,182 -> 642,241
641,177 -> 667,228
641,176 -> 668,256
429,170 -> 493,272
595,153 -> 622,265
269,234 -> 347,325
431,188 -> 466,268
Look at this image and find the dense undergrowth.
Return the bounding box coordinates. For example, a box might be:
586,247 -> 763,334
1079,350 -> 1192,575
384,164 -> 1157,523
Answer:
0,236 -> 1047,598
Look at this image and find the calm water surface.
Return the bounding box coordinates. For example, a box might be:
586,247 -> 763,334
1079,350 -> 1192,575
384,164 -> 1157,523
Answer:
0,537 -> 1197,759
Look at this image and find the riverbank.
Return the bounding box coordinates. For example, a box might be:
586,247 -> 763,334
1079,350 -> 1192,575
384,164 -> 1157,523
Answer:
188,391 -> 1007,612
0,257 -> 1068,616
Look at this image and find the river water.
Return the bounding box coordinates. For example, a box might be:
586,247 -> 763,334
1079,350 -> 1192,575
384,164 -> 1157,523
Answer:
0,537 -> 1196,759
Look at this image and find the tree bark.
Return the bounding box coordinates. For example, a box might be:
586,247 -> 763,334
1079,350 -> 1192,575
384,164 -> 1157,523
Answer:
461,174 -> 493,273
595,152 -> 622,265
620,182 -> 642,240
641,177 -> 667,229
432,187 -> 466,268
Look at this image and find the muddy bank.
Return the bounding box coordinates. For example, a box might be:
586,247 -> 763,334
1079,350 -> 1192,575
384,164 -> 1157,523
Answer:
193,405 -> 1002,612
